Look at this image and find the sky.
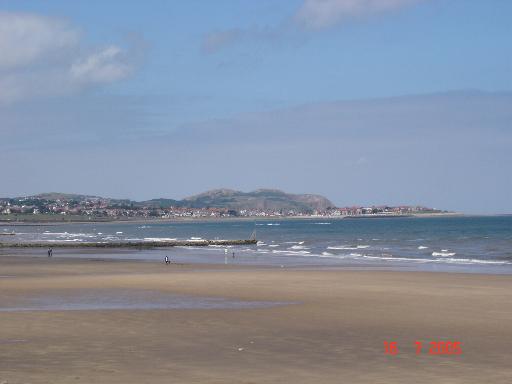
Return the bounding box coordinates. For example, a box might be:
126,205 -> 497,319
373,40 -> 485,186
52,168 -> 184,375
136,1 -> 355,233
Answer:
0,0 -> 511,213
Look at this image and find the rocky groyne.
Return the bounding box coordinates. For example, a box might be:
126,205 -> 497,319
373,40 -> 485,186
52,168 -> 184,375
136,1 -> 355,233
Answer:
0,239 -> 257,248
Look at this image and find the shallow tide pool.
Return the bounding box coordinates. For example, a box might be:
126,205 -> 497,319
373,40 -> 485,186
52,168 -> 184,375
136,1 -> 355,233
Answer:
0,289 -> 291,312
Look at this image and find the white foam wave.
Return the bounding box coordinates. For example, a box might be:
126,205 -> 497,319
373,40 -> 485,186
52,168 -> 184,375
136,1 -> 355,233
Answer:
46,239 -> 83,242
327,245 -> 370,250
144,237 -> 178,242
289,245 -> 309,250
437,258 -> 511,265
276,251 -> 512,266
42,232 -> 97,239
272,250 -> 311,255
360,255 -> 433,263
418,246 -> 429,250
432,251 -> 456,257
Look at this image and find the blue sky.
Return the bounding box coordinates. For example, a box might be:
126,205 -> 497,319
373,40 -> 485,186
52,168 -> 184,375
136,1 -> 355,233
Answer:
0,0 -> 511,213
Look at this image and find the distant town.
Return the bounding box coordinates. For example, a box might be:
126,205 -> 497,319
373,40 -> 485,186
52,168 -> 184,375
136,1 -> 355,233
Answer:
0,190 -> 448,222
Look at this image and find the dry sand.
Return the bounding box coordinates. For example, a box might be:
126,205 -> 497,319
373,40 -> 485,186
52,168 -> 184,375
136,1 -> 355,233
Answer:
0,255 -> 511,383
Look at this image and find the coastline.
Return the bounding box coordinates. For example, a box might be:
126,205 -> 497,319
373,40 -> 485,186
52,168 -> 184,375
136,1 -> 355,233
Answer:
0,211 -> 463,225
1,255 -> 511,383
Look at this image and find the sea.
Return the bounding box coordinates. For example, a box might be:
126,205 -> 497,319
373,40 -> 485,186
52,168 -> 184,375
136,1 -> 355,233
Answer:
2,216 -> 512,274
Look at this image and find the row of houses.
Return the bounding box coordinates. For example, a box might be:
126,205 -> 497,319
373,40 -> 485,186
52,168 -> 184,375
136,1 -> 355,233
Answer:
0,198 -> 441,218
324,205 -> 440,216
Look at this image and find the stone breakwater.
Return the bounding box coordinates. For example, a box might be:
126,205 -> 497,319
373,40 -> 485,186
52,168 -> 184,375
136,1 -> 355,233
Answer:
0,239 -> 257,248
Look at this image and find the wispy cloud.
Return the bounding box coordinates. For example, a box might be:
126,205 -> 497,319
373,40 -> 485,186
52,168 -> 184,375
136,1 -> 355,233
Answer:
169,91 -> 512,145
0,11 -> 140,104
70,46 -> 134,84
201,29 -> 243,54
201,0 -> 425,53
294,0 -> 423,30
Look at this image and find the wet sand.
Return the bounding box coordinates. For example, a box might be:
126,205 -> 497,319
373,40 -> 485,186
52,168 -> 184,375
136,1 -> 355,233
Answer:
1,255 -> 511,383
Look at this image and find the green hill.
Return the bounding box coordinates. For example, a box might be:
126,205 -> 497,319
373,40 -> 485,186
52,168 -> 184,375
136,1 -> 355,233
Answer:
15,189 -> 334,213
182,189 -> 333,212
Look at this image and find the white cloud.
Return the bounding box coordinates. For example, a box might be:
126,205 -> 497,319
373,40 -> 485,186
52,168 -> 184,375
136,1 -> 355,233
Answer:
294,0 -> 422,29
0,11 -> 137,104
70,46 -> 133,84
0,11 -> 79,69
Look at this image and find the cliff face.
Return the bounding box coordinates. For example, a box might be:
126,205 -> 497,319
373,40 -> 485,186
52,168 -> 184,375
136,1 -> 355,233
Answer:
183,189 -> 333,212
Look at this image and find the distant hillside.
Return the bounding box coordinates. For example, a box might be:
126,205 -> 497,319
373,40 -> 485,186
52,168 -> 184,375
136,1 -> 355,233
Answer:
182,189 -> 333,212
137,198 -> 183,208
17,189 -> 334,213
27,193 -> 102,201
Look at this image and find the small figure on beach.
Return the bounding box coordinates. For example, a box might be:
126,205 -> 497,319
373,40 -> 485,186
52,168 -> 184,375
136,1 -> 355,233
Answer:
47,247 -> 53,257
164,255 -> 170,265
232,251 -> 235,259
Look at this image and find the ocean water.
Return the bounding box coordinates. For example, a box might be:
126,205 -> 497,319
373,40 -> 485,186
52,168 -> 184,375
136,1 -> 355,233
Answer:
2,216 -> 512,273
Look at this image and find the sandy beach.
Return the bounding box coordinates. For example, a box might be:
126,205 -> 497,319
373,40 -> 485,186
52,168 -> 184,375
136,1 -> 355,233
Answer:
1,255 -> 511,384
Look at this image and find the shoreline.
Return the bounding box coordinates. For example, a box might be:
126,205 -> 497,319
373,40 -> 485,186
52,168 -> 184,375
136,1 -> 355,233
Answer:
2,248 -> 512,276
0,212 -> 464,225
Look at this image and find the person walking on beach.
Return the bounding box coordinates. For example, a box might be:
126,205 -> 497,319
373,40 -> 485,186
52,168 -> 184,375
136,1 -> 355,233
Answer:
232,251 -> 235,259
164,255 -> 170,265
47,247 -> 53,257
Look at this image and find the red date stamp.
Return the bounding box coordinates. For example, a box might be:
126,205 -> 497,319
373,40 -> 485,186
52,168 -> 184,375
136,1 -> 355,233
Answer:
384,340 -> 462,355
